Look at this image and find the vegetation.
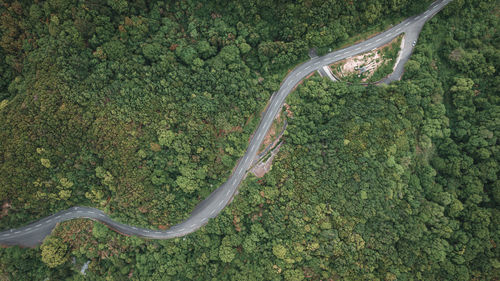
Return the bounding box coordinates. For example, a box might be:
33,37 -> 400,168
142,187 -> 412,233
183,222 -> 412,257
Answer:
0,0 -> 435,231
0,0 -> 498,280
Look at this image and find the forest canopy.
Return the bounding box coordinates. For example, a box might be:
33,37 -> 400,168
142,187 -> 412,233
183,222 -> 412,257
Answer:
0,0 -> 498,280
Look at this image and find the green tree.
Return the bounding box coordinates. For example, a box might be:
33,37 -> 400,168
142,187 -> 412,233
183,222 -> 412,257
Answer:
40,237 -> 68,268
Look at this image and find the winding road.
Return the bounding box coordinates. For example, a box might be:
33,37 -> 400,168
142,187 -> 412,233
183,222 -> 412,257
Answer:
0,0 -> 452,247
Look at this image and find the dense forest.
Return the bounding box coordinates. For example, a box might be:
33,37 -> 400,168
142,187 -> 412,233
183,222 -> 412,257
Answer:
0,0 -> 434,230
0,0 -> 499,280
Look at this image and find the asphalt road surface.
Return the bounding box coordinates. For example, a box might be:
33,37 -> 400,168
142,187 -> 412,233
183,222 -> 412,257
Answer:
0,0 -> 452,247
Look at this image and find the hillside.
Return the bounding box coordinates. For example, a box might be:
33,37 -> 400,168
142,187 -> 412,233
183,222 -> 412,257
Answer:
0,0 -> 498,280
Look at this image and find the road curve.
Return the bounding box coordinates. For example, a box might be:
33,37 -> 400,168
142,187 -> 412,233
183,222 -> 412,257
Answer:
0,0 -> 452,247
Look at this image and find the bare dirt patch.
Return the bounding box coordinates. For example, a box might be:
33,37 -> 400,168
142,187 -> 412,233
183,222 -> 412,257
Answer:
335,51 -> 383,81
251,103 -> 293,178
330,35 -> 403,83
283,103 -> 293,118
1,202 -> 10,219
261,121 -> 277,154
251,142 -> 283,178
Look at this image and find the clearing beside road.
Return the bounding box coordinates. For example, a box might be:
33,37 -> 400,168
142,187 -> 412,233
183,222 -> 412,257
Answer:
330,34 -> 404,83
